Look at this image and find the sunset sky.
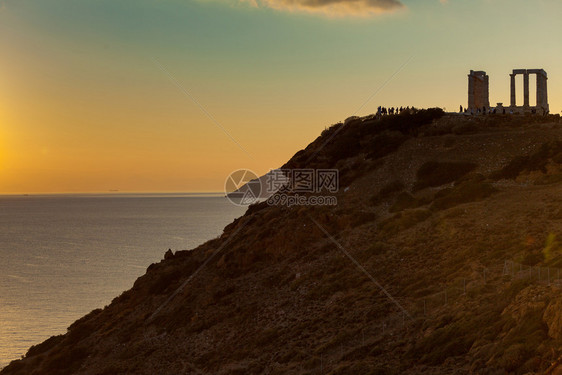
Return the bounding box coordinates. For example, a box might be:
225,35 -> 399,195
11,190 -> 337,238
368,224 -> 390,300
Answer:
1,0 -> 561,193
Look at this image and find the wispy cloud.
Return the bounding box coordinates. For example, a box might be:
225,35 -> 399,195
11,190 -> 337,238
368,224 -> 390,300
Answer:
236,0 -> 405,17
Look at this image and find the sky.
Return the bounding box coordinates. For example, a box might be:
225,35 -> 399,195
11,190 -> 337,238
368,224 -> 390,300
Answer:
0,0 -> 561,193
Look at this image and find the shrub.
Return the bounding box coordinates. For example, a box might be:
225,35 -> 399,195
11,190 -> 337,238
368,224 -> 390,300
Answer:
379,209 -> 431,235
42,345 -> 89,372
326,134 -> 361,164
286,108 -> 445,168
26,335 -> 64,357
431,181 -> 497,211
491,155 -> 541,180
371,180 -> 405,205
414,161 -> 478,190
389,192 -> 421,213
535,173 -> 562,185
379,180 -> 405,196
491,141 -> 562,180
67,308 -> 102,344
377,108 -> 445,135
1,360 -> 26,374
409,308 -> 506,366
366,131 -> 408,160
409,320 -> 474,365
350,211 -> 377,227
148,266 -> 184,294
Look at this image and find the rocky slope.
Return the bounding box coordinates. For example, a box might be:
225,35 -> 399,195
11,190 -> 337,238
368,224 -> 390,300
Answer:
4,110 -> 562,374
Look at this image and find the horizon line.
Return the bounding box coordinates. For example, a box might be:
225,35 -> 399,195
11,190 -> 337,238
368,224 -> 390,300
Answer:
0,191 -> 227,196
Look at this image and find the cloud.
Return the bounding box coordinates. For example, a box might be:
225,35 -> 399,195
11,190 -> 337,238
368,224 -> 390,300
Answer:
238,0 -> 405,17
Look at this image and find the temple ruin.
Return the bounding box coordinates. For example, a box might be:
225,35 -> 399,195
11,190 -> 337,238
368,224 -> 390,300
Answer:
468,70 -> 490,112
509,69 -> 549,113
467,69 -> 549,115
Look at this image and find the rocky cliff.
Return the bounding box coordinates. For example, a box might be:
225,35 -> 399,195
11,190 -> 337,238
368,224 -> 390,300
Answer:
4,110 -> 562,374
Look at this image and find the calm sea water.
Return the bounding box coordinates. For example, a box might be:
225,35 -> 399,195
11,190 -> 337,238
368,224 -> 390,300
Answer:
0,194 -> 245,369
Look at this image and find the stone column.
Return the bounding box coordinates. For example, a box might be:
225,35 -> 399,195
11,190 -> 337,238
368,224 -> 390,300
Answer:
523,72 -> 530,108
537,73 -> 549,111
468,73 -> 474,110
510,74 -> 516,107
536,74 -> 543,108
484,74 -> 490,108
541,73 -> 550,111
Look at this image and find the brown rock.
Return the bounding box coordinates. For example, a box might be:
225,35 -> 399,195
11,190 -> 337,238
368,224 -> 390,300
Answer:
164,249 -> 174,260
544,296 -> 562,340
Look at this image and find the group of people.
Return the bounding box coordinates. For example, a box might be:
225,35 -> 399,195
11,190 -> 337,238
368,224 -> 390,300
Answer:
459,105 -> 550,116
459,105 -> 501,115
376,106 -> 414,116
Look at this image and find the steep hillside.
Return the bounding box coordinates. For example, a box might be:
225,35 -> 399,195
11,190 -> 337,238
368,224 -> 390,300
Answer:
5,110 -> 562,375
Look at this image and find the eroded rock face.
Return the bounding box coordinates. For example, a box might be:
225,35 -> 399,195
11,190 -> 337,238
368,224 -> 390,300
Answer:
502,285 -> 549,325
543,296 -> 562,340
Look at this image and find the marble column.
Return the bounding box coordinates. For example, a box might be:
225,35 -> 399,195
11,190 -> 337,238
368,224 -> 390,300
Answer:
484,74 -> 490,108
523,72 -> 530,108
541,73 -> 550,111
539,74 -> 548,110
510,74 -> 516,107
468,73 -> 474,110
536,74 -> 543,108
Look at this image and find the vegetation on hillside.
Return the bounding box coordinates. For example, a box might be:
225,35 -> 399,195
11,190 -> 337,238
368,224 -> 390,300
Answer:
4,111 -> 562,375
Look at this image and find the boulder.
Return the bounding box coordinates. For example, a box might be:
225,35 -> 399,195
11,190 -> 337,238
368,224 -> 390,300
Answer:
164,249 -> 174,260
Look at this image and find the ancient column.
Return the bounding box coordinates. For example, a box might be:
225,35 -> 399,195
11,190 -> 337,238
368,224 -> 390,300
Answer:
510,74 -> 516,107
523,72 -> 530,108
484,74 -> 490,108
536,74 -> 543,108
538,72 -> 549,111
468,71 -> 475,110
541,72 -> 550,112
467,70 -> 489,112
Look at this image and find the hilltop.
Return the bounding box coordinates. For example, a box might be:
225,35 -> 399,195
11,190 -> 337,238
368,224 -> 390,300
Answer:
5,110 -> 562,374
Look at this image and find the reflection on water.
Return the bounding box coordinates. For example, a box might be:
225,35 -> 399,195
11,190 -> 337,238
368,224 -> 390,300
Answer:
0,194 -> 245,368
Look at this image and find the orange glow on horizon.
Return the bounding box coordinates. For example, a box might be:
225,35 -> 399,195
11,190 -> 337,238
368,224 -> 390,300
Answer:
1,0 -> 562,193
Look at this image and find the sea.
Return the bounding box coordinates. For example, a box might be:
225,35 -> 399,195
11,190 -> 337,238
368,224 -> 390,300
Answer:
0,193 -> 245,369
